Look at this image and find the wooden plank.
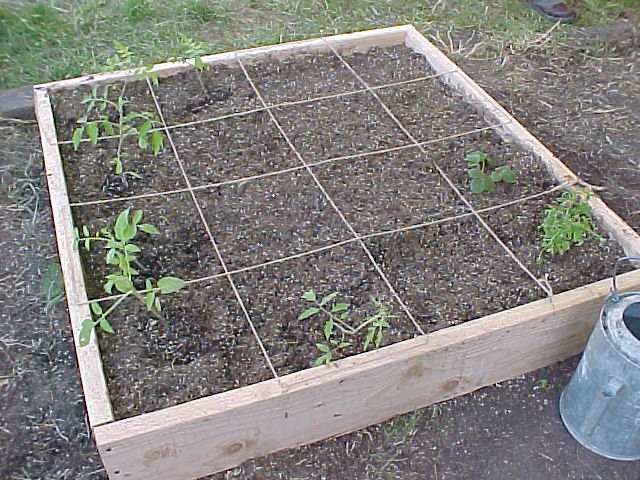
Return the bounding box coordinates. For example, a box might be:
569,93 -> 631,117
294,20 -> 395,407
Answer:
403,26 -> 640,257
34,87 -> 114,427
36,26 -> 410,92
94,269 -> 640,480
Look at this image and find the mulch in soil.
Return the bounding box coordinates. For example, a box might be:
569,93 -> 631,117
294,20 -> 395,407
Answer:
348,45 -> 441,86
194,170 -> 352,270
50,79 -> 157,142
170,110 -> 298,187
152,62 -> 260,125
312,146 -> 467,235
60,137 -> 186,204
246,49 -> 361,104
97,277 -> 273,420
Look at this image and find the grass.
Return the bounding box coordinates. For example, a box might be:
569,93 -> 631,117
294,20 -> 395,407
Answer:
1,0 -> 637,89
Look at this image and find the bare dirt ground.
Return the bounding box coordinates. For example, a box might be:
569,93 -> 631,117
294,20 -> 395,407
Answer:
1,20 -> 639,480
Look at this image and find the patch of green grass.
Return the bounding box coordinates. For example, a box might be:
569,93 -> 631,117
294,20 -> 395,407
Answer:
1,0 -> 637,88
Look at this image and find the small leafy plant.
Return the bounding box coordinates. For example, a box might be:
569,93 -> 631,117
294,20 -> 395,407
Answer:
465,151 -> 517,194
74,207 -> 186,346
71,84 -> 164,176
299,291 -> 394,366
538,190 -> 604,262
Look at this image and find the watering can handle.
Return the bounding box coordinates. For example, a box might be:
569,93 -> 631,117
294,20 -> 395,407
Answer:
611,256 -> 640,301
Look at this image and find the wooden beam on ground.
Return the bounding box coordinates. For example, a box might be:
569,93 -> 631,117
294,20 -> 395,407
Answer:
34,87 -> 114,427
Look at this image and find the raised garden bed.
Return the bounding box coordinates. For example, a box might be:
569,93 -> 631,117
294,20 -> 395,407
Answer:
35,26 -> 640,480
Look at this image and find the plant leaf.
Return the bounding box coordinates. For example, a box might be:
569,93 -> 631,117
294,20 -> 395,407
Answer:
319,292 -> 339,307
331,302 -> 349,313
86,122 -> 99,144
298,306 -> 320,320
501,168 -> 517,184
113,276 -> 134,293
151,130 -> 164,155
301,290 -> 316,302
138,223 -> 160,235
470,178 -> 485,194
157,276 -> 187,294
71,127 -> 84,150
114,208 -> 131,240
79,319 -> 94,347
90,301 -> 103,315
99,318 -> 115,334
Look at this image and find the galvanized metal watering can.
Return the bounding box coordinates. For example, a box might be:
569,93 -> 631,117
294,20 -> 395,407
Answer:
560,256 -> 640,461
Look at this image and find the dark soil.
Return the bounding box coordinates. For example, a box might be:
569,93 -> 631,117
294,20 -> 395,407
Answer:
71,192 -> 223,300
312,146 -> 467,234
273,91 -> 408,161
195,170 -> 352,270
97,278 -> 273,420
170,110 -> 299,187
246,50 -> 361,104
153,63 -> 260,125
462,21 -> 640,234
234,243 -> 420,376
364,214 -> 545,333
484,192 -> 627,295
376,78 -> 493,143
348,45 -> 441,86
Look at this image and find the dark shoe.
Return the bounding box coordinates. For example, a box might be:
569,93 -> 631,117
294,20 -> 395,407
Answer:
527,1 -> 577,23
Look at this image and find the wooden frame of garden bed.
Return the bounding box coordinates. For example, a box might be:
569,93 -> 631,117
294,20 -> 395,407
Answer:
35,25 -> 640,480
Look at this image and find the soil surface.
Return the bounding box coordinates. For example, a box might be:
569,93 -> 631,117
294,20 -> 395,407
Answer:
4,22 -> 640,480
170,110 -> 298,187
246,50 -> 361,104
98,278 -> 273,419
153,63 -> 260,126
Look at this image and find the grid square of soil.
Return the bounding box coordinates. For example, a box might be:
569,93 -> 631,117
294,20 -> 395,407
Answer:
169,111 -> 299,187
312,146 -> 468,235
152,63 -> 260,125
376,79 -> 494,143
245,51 -> 361,104
59,138 -> 186,204
97,277 -> 273,420
483,194 -> 628,295
234,243 -> 419,376
194,171 -> 351,270
72,192 -> 222,300
51,79 -> 157,142
424,128 -> 557,209
346,45 -> 439,86
365,215 -> 546,333
273,91 -> 408,161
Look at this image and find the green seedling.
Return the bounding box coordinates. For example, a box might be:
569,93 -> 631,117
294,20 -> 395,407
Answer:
299,291 -> 394,366
173,34 -> 211,96
74,207 -> 186,346
465,151 -> 517,194
538,190 -> 604,262
41,262 -> 63,315
71,84 -> 164,176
